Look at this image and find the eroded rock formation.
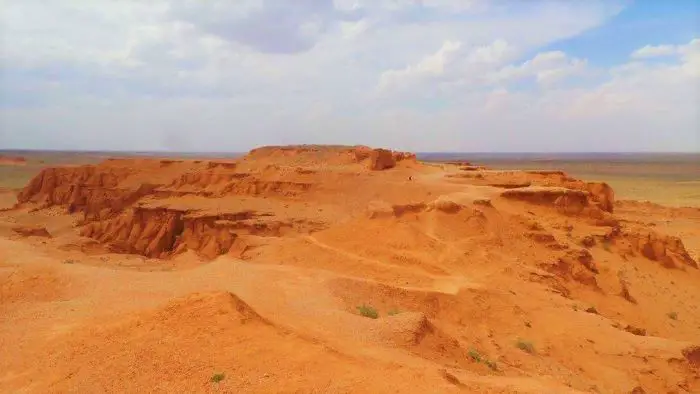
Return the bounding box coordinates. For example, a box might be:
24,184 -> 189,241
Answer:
368,149 -> 396,171
544,249 -> 599,287
12,226 -> 52,238
624,229 -> 697,269
81,208 -> 243,259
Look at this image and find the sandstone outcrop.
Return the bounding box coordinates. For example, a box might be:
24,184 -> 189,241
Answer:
16,158 -> 318,220
368,149 -> 396,171
391,151 -> 417,162
12,225 -> 52,238
488,181 -> 532,189
80,204 -> 325,259
16,165 -> 141,220
169,173 -> 313,198
585,182 -> 615,213
501,187 -> 589,214
622,229 -> 697,269
500,186 -> 616,221
362,148 -> 415,170
447,169 -> 615,213
544,249 -> 599,287
81,207 -> 240,260
246,145 -> 365,167
426,192 -> 493,213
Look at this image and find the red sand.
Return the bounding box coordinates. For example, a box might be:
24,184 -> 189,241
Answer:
1,145 -> 698,393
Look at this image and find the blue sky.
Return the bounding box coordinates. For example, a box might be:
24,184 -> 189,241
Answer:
542,0 -> 699,66
0,0 -> 698,152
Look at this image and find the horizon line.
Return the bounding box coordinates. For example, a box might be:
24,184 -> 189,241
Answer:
1,148 -> 699,155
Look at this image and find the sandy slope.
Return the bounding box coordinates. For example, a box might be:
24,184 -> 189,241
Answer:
1,145 -> 698,394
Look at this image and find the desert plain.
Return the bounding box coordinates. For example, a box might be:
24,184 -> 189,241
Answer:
0,146 -> 699,393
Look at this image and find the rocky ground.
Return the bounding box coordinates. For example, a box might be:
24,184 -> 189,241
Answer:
1,145 -> 698,393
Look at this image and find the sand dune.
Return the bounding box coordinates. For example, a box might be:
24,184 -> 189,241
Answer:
1,145 -> 698,393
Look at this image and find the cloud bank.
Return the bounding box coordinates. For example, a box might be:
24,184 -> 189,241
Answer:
0,0 -> 698,152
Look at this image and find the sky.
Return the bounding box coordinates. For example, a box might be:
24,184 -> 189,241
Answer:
0,0 -> 698,152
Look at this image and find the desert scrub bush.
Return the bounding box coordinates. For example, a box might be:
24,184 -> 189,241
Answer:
516,339 -> 535,354
667,311 -> 678,320
484,359 -> 498,371
468,349 -> 498,371
357,304 -> 379,319
387,309 -> 400,316
210,373 -> 225,383
468,349 -> 482,362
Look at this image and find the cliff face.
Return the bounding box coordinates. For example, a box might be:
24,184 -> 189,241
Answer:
17,166 -> 132,205
169,173 -> 313,198
15,166 -> 148,220
447,168 -> 615,213
16,146 -> 419,217
584,182 -> 615,213
366,148 -> 416,171
500,186 -> 611,219
620,229 -> 697,269
368,149 -> 396,171
80,208 -> 242,259
13,152 -> 337,260
246,145 -> 415,171
79,207 -> 325,259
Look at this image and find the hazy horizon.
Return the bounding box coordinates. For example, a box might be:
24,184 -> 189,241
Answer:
1,1 -> 698,152
3,148 -> 700,158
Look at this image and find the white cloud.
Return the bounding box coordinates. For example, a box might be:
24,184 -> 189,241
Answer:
1,0 -> 697,152
631,44 -> 677,58
340,19 -> 370,39
419,0 -> 483,11
630,39 -> 700,78
679,38 -> 700,77
378,40 -> 462,91
489,51 -> 588,86
466,39 -> 514,65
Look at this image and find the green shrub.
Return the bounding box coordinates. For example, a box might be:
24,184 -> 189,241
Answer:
468,348 -> 498,371
484,359 -> 498,371
357,304 -> 379,319
210,373 -> 225,383
468,349 -> 482,362
516,339 -> 535,354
